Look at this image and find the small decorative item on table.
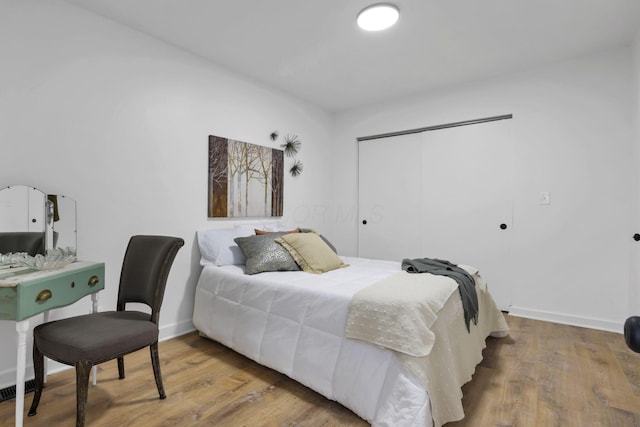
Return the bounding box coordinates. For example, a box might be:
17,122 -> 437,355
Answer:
13,247 -> 77,270
0,252 -> 28,267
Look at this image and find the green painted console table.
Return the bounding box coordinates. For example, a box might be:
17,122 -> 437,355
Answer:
0,261 -> 105,427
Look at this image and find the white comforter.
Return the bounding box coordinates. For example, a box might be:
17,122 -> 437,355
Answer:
192,256 -> 508,426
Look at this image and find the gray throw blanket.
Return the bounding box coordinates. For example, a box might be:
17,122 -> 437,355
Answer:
401,258 -> 479,332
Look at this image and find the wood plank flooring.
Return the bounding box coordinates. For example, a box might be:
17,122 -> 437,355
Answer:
0,315 -> 639,426
449,317 -> 640,427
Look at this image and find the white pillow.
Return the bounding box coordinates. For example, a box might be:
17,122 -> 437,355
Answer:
234,224 -> 266,236
197,228 -> 254,266
263,223 -> 295,232
234,222 -> 287,233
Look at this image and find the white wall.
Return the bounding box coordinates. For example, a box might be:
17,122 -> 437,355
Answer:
331,47 -> 635,332
631,33 -> 640,317
0,1 -> 334,387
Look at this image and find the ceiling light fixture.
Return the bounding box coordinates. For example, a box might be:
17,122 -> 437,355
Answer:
357,4 -> 400,31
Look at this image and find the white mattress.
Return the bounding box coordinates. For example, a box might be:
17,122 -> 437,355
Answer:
192,256 -> 508,426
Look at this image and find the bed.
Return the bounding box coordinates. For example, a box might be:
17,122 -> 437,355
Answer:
192,227 -> 509,427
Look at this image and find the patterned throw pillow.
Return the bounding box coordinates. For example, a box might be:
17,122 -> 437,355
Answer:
234,232 -> 301,275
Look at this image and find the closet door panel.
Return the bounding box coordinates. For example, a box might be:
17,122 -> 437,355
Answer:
358,134 -> 423,261
420,120 -> 514,310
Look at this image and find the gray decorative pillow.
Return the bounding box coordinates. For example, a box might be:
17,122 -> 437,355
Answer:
234,232 -> 301,275
299,228 -> 338,253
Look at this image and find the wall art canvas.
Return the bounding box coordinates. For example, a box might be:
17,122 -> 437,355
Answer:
208,135 -> 284,218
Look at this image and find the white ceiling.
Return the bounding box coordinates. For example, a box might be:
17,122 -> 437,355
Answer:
65,0 -> 640,112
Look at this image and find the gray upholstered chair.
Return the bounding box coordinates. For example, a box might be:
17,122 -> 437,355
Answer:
28,235 -> 184,427
625,316 -> 640,353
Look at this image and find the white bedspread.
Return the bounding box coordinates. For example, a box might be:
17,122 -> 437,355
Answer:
192,256 -> 509,427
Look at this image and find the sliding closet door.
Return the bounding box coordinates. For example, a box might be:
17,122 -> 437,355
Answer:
419,120 -> 514,310
358,119 -> 514,310
358,133 -> 423,260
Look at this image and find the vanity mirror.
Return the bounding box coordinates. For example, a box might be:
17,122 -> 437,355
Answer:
0,185 -> 77,256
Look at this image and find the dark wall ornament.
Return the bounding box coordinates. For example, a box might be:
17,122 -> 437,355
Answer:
281,134 -> 301,158
289,160 -> 303,177
271,131 -> 303,177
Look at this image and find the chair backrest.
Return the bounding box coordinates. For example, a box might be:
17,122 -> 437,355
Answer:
116,235 -> 184,324
625,316 -> 640,353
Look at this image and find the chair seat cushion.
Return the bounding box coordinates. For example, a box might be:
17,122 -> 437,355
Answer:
34,311 -> 158,365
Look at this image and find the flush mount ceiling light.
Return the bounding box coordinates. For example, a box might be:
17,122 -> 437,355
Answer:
357,4 -> 400,31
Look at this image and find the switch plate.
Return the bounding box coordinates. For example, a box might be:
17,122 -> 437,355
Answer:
539,191 -> 551,205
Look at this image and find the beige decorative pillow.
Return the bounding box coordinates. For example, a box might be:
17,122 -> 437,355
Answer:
276,232 -> 347,274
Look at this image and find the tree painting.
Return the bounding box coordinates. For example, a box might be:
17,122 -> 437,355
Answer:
208,135 -> 284,218
271,149 -> 284,216
208,136 -> 228,217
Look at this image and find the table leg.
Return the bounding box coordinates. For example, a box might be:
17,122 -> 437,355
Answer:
15,319 -> 29,427
91,292 -> 99,314
42,311 -> 49,384
91,292 -> 99,385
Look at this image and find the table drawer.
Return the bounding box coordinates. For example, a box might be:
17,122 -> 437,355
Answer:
15,264 -> 104,321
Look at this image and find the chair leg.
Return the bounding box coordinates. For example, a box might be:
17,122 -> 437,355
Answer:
27,345 -> 45,417
117,356 -> 125,379
75,360 -> 92,427
150,342 -> 166,399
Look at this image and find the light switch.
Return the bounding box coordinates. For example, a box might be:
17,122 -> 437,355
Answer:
539,191 -> 551,205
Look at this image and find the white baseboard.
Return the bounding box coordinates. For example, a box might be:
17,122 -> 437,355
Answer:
508,306 -> 624,334
0,367 -> 31,392
0,320 -> 196,390
159,319 -> 196,342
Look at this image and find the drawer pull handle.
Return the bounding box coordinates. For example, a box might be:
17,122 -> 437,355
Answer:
88,276 -> 100,287
36,289 -> 52,302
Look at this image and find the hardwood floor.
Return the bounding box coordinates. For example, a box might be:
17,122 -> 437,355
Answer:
449,316 -> 640,427
1,315 -> 639,426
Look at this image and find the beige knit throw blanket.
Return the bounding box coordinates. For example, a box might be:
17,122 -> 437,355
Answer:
344,270 -> 457,357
